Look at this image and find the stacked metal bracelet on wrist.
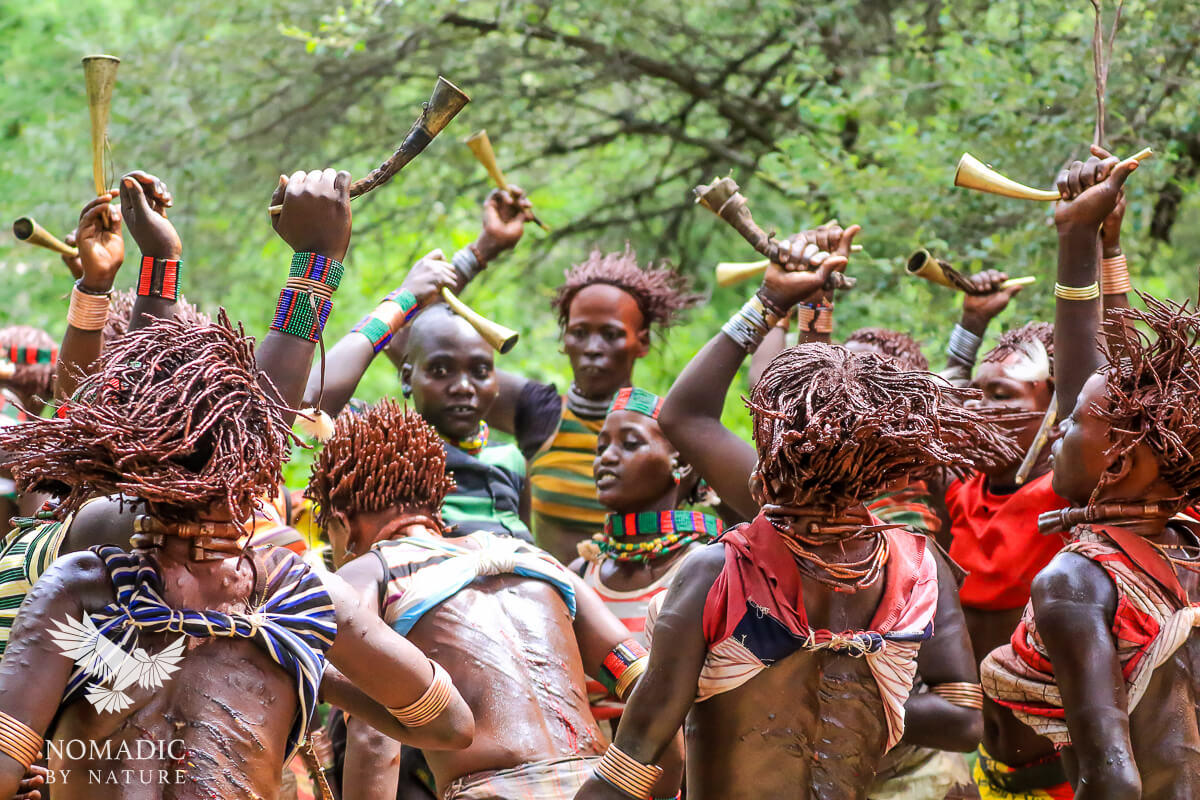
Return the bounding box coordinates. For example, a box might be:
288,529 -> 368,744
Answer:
946,323 -> 983,366
796,301 -> 833,334
721,293 -> 782,353
271,252 -> 343,342
67,279 -> 111,331
1101,253 -> 1132,295
451,245 -> 483,283
136,255 -> 182,301
351,287 -> 420,353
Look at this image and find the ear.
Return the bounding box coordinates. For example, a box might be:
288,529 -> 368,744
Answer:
634,327 -> 651,358
400,362 -> 414,397
748,468 -> 767,507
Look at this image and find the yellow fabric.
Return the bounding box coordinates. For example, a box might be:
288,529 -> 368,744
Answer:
973,754 -> 1069,800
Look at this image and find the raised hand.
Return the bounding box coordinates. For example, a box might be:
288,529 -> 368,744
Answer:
1054,145 -> 1137,234
119,170 -> 180,260
269,169 -> 352,262
962,269 -> 1024,330
474,186 -> 535,264
759,232 -> 855,312
399,249 -> 459,306
75,192 -> 123,293
1101,186 -> 1126,255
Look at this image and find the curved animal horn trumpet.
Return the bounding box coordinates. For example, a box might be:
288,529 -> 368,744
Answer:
465,129 -> 550,232
82,55 -> 120,196
907,249 -> 1035,293
440,288 -> 518,354
269,76 -> 470,214
12,217 -> 79,258
954,148 -> 1153,202
694,177 -> 855,291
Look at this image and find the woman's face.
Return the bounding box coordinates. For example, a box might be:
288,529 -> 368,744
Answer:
1050,371 -> 1115,505
968,353 -> 1054,473
562,284 -> 649,399
593,410 -> 677,513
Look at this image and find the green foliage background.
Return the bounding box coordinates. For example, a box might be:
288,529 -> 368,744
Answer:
2,0 -> 1198,486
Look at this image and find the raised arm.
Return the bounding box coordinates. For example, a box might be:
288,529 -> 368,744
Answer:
55,193 -> 122,401
659,225 -> 857,520
119,171 -> 182,332
941,271 -> 1025,386
255,169 -> 352,424
302,252 -> 457,415
1052,146 -> 1137,415
1031,552 -> 1140,800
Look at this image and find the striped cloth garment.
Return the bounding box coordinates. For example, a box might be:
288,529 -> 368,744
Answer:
64,545 -> 337,764
529,407 -> 608,535
0,510 -> 72,656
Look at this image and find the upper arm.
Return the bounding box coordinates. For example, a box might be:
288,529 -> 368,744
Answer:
1031,552 -> 1138,783
341,713 -> 403,800
671,419 -> 758,521
611,545 -> 724,765
570,574 -> 636,674
916,544 -> 977,685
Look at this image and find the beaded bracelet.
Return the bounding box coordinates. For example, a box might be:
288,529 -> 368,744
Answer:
599,639 -> 649,700
594,744 -> 663,800
946,323 -> 983,366
136,255 -> 182,301
290,252 -> 344,293
350,288 -> 420,353
1101,253 -> 1132,295
5,345 -> 57,366
67,282 -> 111,330
797,301 -> 834,334
388,661 -> 453,727
1054,281 -> 1100,301
271,288 -> 332,342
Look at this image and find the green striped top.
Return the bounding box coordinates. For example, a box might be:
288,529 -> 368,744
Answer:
0,513 -> 70,657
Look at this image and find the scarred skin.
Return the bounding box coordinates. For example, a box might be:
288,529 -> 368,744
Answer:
576,229 -> 978,798
0,534 -> 473,799
1021,146 -> 1195,799
334,514 -> 682,799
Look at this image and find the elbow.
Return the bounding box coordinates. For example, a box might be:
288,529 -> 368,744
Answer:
1078,769 -> 1141,800
947,708 -> 983,753
432,696 -> 475,751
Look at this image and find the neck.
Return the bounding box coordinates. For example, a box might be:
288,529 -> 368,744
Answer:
567,383 -> 618,417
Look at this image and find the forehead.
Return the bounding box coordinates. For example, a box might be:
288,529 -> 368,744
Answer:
567,284 -> 644,328
1072,371 -> 1111,420
409,313 -> 492,363
600,409 -> 664,439
976,352 -> 1045,385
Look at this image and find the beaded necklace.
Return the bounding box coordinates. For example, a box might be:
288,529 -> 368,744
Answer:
593,510 -> 722,563
443,421 -> 489,456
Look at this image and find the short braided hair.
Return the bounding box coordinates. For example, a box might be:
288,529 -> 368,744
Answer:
845,327 -> 929,372
0,326 -> 55,401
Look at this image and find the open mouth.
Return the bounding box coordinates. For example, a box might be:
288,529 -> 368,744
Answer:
444,405 -> 477,417
595,470 -> 619,488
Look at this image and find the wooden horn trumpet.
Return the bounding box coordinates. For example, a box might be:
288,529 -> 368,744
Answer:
269,76 -> 470,214
12,217 -> 78,258
954,147 -> 1153,201
82,55 -> 120,196
440,288 -> 519,354
714,249 -> 864,288
906,249 -> 1034,292
695,177 -> 855,291
464,129 -> 549,231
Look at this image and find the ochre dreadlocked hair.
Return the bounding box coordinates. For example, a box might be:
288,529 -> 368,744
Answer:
103,288 -> 210,347
306,399 -> 456,530
748,343 -> 1021,511
0,312 -> 293,528
0,326 -> 55,401
551,244 -> 702,332
983,321 -> 1055,378
1093,295 -> 1200,506
845,327 -> 929,372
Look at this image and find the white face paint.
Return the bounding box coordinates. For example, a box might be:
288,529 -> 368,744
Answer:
1001,339 -> 1051,384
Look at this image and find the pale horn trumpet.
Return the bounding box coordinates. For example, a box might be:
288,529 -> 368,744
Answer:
464,129 -> 549,231
12,217 -> 78,258
269,76 -> 470,215
954,147 -> 1153,201
440,288 -> 519,354
82,55 -> 120,196
906,250 -> 1034,293
715,248 -> 863,288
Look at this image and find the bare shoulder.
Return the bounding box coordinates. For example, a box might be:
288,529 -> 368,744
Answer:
1031,550 -> 1117,625
662,542 -> 726,612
